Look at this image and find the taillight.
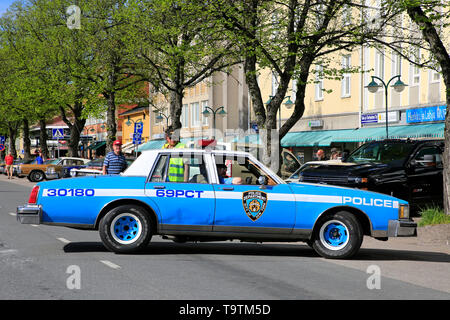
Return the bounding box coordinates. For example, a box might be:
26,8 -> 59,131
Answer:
28,186 -> 40,204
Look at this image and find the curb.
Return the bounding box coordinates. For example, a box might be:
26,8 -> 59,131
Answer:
417,223 -> 450,246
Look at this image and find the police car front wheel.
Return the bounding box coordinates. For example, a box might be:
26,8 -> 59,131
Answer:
99,205 -> 152,253
311,211 -> 363,259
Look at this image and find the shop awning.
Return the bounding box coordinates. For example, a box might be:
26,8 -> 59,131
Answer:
333,122 -> 445,142
87,141 -> 106,150
137,139 -> 166,151
281,129 -> 357,147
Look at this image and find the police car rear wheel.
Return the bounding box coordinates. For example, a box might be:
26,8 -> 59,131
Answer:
99,205 -> 152,253
312,211 -> 363,259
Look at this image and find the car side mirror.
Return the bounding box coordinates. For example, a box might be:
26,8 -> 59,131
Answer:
258,176 -> 268,188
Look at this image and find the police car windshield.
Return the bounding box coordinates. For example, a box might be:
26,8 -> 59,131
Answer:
345,142 -> 415,164
345,142 -> 413,163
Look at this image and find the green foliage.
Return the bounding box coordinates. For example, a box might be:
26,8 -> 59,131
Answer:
418,207 -> 450,226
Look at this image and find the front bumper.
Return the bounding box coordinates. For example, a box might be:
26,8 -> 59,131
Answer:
45,173 -> 60,180
387,219 -> 417,237
17,205 -> 42,224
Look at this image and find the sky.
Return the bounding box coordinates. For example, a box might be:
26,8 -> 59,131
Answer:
0,0 -> 16,15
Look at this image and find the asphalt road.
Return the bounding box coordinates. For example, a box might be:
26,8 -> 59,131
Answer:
0,175 -> 449,300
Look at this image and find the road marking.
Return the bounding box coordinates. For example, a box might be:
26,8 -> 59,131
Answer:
0,249 -> 18,255
100,260 -> 121,270
8,212 -> 16,216
57,238 -> 71,244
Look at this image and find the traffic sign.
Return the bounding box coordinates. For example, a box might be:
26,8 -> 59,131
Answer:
0,144 -> 5,152
132,133 -> 142,145
52,128 -> 64,139
134,121 -> 143,134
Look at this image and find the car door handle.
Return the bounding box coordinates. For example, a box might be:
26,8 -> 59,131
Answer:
221,187 -> 234,191
154,185 -> 166,189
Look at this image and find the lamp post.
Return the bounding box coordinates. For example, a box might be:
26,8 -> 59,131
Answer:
154,111 -> 170,129
202,106 -> 227,139
265,95 -> 295,128
365,75 -> 407,139
126,117 -> 144,156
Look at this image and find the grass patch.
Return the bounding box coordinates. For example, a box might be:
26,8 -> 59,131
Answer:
418,207 -> 450,227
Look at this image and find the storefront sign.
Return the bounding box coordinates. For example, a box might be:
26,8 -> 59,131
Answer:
361,111 -> 399,124
406,105 -> 446,123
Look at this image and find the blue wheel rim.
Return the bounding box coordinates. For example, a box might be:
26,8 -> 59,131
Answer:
111,213 -> 142,244
320,220 -> 349,250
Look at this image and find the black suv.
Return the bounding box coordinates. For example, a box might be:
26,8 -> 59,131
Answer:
289,139 -> 444,212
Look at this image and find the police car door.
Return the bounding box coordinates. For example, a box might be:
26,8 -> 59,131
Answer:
212,154 -> 296,235
145,152 -> 215,232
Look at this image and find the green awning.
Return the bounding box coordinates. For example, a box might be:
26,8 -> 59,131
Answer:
137,139 -> 166,151
333,123 -> 445,142
87,141 -> 106,150
281,129 -> 357,147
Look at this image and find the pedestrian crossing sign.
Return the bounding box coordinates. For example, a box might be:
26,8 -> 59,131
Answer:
52,128 -> 64,139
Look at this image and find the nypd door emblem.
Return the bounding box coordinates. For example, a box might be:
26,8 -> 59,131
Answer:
242,190 -> 268,221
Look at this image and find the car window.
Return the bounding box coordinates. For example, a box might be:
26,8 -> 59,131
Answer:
214,154 -> 276,185
150,153 -> 209,184
412,146 -> 443,168
346,142 -> 414,164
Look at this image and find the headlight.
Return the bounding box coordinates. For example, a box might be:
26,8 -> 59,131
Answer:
46,167 -> 55,174
70,171 -> 76,177
348,177 -> 368,184
399,204 -> 410,219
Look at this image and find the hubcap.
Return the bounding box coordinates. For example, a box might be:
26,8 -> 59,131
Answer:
319,220 -> 349,251
110,213 -> 142,245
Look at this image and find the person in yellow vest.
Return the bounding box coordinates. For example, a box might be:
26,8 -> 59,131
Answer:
163,130 -> 189,182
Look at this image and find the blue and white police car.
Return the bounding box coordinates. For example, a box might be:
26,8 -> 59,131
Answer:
17,149 -> 416,259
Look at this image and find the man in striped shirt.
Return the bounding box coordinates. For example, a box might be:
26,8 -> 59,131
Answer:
102,140 -> 128,175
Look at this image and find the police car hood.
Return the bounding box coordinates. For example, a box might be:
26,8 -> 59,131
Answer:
288,181 -> 408,206
300,161 -> 390,177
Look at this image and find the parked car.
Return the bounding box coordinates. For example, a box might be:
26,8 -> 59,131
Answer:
17,149 -> 415,259
287,139 -> 444,212
70,158 -> 135,177
17,157 -> 89,182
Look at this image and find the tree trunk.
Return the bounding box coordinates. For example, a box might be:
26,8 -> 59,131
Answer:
168,87 -> 184,134
106,92 -> 117,154
406,5 -> 450,214
22,118 -> 32,160
39,118 -> 49,159
8,124 -> 18,159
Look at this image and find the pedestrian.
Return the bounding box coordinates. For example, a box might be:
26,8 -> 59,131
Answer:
102,140 -> 128,175
330,148 -> 340,160
36,151 -> 44,164
5,152 -> 14,179
162,130 -> 189,182
316,149 -> 327,161
162,129 -> 186,149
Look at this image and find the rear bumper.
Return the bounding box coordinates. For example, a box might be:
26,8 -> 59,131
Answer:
387,219 -> 417,237
17,205 -> 42,224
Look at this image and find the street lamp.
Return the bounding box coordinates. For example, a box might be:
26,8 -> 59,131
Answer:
154,111 -> 170,129
265,95 -> 295,128
365,75 -> 407,139
202,106 -> 227,139
126,117 -> 144,155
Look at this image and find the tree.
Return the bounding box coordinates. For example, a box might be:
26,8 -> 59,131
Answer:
398,0 -> 450,214
207,0 -> 392,170
124,0 -> 239,132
